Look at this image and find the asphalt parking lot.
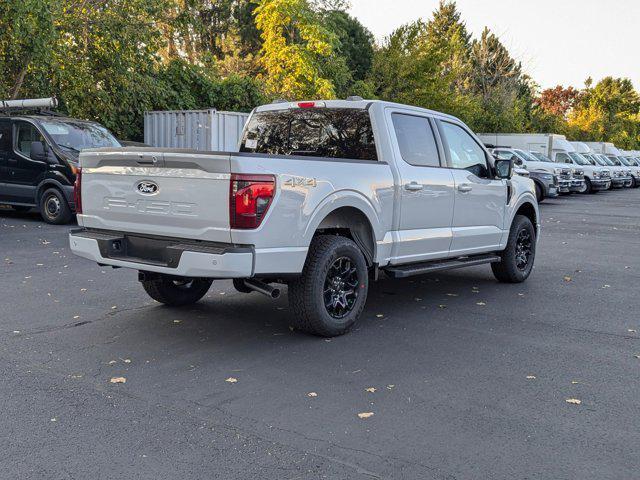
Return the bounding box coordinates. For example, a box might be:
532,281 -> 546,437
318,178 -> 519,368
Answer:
1,190 -> 639,480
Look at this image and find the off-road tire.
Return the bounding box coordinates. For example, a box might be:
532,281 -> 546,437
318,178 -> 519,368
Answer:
40,188 -> 72,224
141,274 -> 213,306
288,235 -> 368,337
491,215 -> 536,283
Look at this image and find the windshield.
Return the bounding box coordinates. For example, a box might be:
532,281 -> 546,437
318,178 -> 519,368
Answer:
40,119 -> 120,152
530,151 -> 553,162
598,155 -> 614,166
606,155 -> 621,166
515,149 -> 539,162
568,152 -> 591,166
619,156 -> 636,167
581,153 -> 597,165
240,108 -> 377,161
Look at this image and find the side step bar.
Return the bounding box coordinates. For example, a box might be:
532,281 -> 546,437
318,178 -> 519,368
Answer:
383,254 -> 501,279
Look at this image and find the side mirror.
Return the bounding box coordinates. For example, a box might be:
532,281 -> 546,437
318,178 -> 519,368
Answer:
495,158 -> 513,179
513,157 -> 523,166
30,141 -> 47,161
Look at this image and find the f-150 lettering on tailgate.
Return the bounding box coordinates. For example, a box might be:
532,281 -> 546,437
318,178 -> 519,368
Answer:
103,197 -> 197,216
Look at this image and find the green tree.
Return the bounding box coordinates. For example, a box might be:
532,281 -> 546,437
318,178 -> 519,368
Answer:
254,0 -> 335,99
0,0 -> 56,99
468,27 -> 527,132
426,1 -> 472,94
568,77 -> 640,148
323,10 -> 374,83
54,0 -> 170,139
371,20 -> 477,120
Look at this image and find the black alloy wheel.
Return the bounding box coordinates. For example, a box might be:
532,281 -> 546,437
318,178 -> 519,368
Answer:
323,257 -> 360,319
515,229 -> 533,271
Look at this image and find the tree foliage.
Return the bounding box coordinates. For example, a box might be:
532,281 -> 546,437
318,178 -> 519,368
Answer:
0,0 -> 638,147
0,0 -> 55,99
254,0 -> 335,99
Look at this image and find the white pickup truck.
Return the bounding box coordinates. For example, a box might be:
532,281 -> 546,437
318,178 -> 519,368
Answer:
69,99 -> 539,337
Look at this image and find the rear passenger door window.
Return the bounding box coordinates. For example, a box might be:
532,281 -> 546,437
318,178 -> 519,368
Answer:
391,114 -> 441,167
440,122 -> 490,178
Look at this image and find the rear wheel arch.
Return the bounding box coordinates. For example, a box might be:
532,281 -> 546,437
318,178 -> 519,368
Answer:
314,206 -> 376,266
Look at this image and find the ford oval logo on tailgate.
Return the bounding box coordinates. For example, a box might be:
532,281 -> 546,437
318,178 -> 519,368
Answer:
136,181 -> 159,195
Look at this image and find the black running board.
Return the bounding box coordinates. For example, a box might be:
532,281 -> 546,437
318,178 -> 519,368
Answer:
383,254 -> 501,279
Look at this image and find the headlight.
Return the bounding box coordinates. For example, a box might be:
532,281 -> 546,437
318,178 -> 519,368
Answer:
554,168 -> 562,174
574,169 -> 584,176
592,171 -> 600,178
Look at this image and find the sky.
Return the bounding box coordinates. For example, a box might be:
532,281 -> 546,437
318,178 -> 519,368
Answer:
348,0 -> 640,89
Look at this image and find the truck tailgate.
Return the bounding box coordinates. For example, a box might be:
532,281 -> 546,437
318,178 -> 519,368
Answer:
78,149 -> 232,242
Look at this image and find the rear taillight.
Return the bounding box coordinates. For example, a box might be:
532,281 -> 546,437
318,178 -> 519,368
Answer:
229,174 -> 275,229
73,168 -> 82,214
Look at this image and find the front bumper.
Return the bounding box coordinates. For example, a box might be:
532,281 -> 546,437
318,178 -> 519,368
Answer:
611,177 -> 629,188
558,180 -> 572,193
69,229 -> 254,278
591,179 -> 611,191
570,179 -> 586,192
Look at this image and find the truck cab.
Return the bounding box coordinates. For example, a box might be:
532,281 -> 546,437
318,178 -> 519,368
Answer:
0,111 -> 121,223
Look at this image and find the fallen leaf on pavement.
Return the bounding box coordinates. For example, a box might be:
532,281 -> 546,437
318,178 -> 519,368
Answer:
563,276 -> 572,282
307,392 -> 317,397
476,302 -> 486,306
566,398 -> 581,405
387,384 -> 395,390
110,377 -> 126,384
225,377 -> 238,383
357,412 -> 374,419
526,375 -> 536,380
365,387 -> 376,393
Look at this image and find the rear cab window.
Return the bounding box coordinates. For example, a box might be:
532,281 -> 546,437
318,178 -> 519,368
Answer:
240,107 -> 377,161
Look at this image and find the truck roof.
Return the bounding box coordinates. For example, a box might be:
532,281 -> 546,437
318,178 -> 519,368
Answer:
254,99 -> 462,123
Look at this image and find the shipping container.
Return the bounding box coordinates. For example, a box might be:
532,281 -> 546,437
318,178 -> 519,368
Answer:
144,109 -> 250,152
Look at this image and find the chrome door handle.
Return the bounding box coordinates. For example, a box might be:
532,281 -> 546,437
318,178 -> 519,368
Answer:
404,182 -> 424,191
457,184 -> 473,193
